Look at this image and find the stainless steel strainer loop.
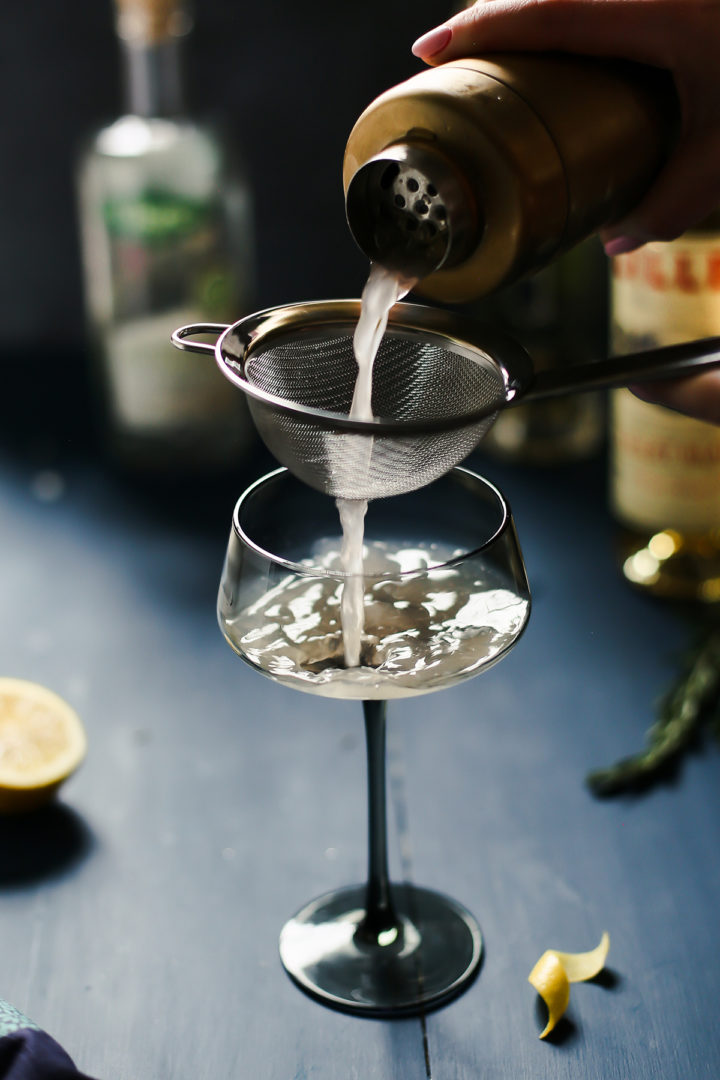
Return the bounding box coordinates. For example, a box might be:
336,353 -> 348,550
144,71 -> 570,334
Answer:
172,300 -> 720,501
172,300 -> 533,501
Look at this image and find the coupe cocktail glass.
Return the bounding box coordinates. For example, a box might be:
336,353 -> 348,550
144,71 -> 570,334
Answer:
218,465 -> 530,1016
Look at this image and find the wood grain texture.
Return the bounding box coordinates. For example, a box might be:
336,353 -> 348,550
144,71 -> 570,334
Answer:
1,451 -> 718,1079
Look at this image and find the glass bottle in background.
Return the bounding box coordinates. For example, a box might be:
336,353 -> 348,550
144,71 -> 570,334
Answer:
473,237 -> 608,464
77,0 -> 256,475
609,213 -> 720,602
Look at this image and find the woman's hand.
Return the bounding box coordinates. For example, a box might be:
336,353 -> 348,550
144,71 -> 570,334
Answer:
412,0 -> 720,256
629,371 -> 720,424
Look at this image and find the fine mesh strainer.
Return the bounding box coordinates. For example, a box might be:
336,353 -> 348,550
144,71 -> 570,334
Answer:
172,299 -> 720,501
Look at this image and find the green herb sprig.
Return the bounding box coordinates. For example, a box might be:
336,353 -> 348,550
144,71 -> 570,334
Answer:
586,626 -> 720,797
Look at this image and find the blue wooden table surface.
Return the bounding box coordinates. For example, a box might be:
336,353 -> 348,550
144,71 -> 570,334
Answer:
0,442 -> 718,1080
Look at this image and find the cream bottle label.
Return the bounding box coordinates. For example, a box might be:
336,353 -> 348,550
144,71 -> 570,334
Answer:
611,240 -> 720,533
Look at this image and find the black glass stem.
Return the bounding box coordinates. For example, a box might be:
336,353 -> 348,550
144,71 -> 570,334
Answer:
355,699 -> 401,945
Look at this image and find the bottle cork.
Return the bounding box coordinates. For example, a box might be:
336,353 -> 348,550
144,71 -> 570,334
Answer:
114,0 -> 190,44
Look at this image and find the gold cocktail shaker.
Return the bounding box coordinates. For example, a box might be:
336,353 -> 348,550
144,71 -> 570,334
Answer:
344,54 -> 678,302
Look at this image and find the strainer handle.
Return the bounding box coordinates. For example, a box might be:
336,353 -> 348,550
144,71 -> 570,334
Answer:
526,336 -> 720,400
170,323 -> 229,355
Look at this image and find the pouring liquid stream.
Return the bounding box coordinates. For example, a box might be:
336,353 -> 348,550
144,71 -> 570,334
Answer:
337,263 -> 416,667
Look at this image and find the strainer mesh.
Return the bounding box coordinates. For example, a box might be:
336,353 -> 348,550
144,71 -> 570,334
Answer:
241,328 -> 505,500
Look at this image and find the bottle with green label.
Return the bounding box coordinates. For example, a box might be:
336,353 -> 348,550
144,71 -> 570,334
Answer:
77,0 -> 255,474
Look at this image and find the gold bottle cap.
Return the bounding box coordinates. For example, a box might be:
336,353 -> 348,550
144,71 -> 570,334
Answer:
114,0 -> 191,44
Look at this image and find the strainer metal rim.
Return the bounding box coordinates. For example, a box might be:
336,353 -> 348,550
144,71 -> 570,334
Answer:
213,299 -> 534,436
231,465 -> 512,579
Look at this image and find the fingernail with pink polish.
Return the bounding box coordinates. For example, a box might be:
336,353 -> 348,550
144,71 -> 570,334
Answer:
603,236 -> 641,257
412,26 -> 452,58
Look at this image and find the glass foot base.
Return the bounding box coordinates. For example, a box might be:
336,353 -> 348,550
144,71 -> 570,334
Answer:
279,883 -> 482,1017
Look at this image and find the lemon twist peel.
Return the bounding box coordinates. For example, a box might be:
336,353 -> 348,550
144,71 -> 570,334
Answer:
528,952 -> 570,1038
528,932 -> 610,1038
0,678 -> 87,814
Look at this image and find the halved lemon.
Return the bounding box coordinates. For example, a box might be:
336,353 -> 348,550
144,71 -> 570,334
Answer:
0,678 -> 87,813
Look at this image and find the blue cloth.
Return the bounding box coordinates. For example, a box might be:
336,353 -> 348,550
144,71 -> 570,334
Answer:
0,1030 -> 96,1080
0,1002 -> 96,1080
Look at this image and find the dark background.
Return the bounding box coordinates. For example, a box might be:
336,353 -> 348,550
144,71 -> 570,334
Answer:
0,0 -> 442,449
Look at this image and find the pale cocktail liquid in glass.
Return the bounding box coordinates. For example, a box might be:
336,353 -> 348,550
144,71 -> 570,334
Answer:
222,538 -> 529,699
